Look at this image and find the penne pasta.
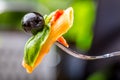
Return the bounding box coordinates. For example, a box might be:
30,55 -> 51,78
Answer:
22,7 -> 74,73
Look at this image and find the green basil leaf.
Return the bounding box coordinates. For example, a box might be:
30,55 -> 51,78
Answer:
23,25 -> 50,66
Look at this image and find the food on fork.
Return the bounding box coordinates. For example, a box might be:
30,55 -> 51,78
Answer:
21,7 -> 74,73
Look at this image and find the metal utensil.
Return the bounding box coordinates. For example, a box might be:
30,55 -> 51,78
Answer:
55,41 -> 120,60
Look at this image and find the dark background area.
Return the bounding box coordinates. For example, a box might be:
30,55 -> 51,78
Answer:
57,0 -> 120,80
86,0 -> 120,79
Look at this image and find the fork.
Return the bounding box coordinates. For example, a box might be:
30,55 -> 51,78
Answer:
55,41 -> 120,60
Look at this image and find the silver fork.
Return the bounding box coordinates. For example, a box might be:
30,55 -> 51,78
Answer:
55,41 -> 120,60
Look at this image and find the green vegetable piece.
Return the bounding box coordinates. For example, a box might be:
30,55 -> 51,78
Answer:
23,12 -> 54,67
24,25 -> 50,66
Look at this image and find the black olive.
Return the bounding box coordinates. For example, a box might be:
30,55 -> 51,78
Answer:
22,12 -> 45,35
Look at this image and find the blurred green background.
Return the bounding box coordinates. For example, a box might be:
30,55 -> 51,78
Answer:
0,0 -> 96,80
0,0 -> 95,51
